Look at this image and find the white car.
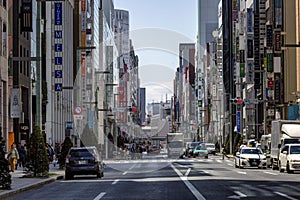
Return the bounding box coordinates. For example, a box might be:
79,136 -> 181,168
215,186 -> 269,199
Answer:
235,147 -> 267,169
279,144 -> 300,173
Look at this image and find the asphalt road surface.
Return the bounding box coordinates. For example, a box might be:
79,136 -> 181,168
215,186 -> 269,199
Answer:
6,155 -> 300,200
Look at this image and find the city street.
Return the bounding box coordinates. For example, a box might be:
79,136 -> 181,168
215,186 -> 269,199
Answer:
5,155 -> 300,200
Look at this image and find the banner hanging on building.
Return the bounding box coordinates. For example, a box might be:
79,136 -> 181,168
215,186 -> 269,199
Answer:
10,88 -> 21,118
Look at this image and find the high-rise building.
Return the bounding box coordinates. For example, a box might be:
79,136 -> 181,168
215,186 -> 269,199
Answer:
45,1 -> 74,145
1,1 -> 9,149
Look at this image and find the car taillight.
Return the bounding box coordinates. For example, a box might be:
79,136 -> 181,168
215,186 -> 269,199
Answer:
65,156 -> 69,164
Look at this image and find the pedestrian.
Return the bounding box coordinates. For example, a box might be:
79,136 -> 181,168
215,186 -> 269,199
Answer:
7,143 -> 19,172
221,145 -> 227,160
18,144 -> 26,169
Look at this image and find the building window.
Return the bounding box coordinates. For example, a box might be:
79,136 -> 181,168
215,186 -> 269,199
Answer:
2,23 -> 6,57
3,0 -> 6,9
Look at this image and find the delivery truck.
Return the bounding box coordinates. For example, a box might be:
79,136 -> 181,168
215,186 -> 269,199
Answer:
167,132 -> 184,158
271,120 -> 300,170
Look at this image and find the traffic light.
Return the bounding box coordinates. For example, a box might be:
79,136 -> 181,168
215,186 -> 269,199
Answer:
231,97 -> 243,104
128,106 -> 137,112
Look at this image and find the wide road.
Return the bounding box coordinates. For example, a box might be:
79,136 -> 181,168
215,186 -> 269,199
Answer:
6,155 -> 300,200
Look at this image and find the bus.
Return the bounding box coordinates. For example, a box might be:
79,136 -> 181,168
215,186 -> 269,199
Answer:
167,133 -> 184,158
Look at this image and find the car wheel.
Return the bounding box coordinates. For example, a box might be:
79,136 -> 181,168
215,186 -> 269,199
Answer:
65,172 -> 73,180
97,172 -> 102,178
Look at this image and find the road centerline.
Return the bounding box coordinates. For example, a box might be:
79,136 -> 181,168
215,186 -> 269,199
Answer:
93,192 -> 106,200
112,179 -> 119,185
274,191 -> 298,200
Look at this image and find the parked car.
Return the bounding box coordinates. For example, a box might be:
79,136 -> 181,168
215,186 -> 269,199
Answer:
65,146 -> 104,180
193,143 -> 208,158
279,144 -> 300,173
148,145 -> 160,154
185,142 -> 202,157
234,147 -> 267,169
205,143 -> 216,155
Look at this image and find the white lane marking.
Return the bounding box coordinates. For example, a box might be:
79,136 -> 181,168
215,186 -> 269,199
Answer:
202,171 -> 209,174
227,163 -> 233,166
129,163 -> 137,170
112,179 -> 119,185
216,160 -> 222,163
263,171 -> 278,176
93,192 -> 106,200
234,191 -> 247,198
274,192 -> 298,200
185,168 -> 191,176
237,171 -> 247,175
171,164 -> 206,200
122,171 -> 128,175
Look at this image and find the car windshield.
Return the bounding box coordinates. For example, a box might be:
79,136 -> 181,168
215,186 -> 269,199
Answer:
241,148 -> 262,154
70,149 -> 94,157
190,142 -> 200,148
196,145 -> 206,150
290,146 -> 300,154
169,141 -> 183,148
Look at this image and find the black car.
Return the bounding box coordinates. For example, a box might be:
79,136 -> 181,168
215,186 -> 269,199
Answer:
65,146 -> 104,180
185,142 -> 202,157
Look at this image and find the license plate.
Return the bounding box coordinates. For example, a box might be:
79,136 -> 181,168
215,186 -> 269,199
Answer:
78,160 -> 87,165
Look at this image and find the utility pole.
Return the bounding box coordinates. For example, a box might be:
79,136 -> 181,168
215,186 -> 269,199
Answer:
36,0 -> 42,127
13,0 -> 20,143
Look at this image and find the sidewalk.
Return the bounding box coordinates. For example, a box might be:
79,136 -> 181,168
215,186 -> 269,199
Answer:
0,163 -> 65,199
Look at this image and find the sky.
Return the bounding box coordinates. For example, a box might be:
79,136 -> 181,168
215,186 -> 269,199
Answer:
114,0 -> 198,104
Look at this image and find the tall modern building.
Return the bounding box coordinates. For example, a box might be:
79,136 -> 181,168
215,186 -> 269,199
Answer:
176,43 -> 196,142
45,1 -> 74,145
8,0 -> 32,146
0,1 -> 8,149
197,0 -> 220,143
114,9 -> 130,137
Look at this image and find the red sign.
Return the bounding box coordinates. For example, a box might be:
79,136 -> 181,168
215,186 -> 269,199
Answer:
274,29 -> 282,53
268,80 -> 274,88
81,0 -> 86,11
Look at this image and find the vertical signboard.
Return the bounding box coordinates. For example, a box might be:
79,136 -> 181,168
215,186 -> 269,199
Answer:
274,73 -> 281,103
21,0 -> 33,32
236,111 -> 241,133
54,2 -> 63,92
274,29 -> 282,53
267,53 -> 273,72
266,25 -> 273,47
247,8 -> 253,33
10,88 -> 21,118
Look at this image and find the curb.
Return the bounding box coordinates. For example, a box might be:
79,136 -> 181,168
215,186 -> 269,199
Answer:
0,175 -> 64,199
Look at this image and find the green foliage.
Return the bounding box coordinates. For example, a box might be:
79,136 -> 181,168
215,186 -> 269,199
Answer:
26,125 -> 49,177
58,136 -> 73,169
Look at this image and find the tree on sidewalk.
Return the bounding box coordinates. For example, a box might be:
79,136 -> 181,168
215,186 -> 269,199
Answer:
26,125 -> 49,177
0,134 -> 11,189
58,136 -> 73,169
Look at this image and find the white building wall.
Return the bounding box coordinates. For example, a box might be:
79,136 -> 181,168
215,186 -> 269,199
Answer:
45,1 -> 74,145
